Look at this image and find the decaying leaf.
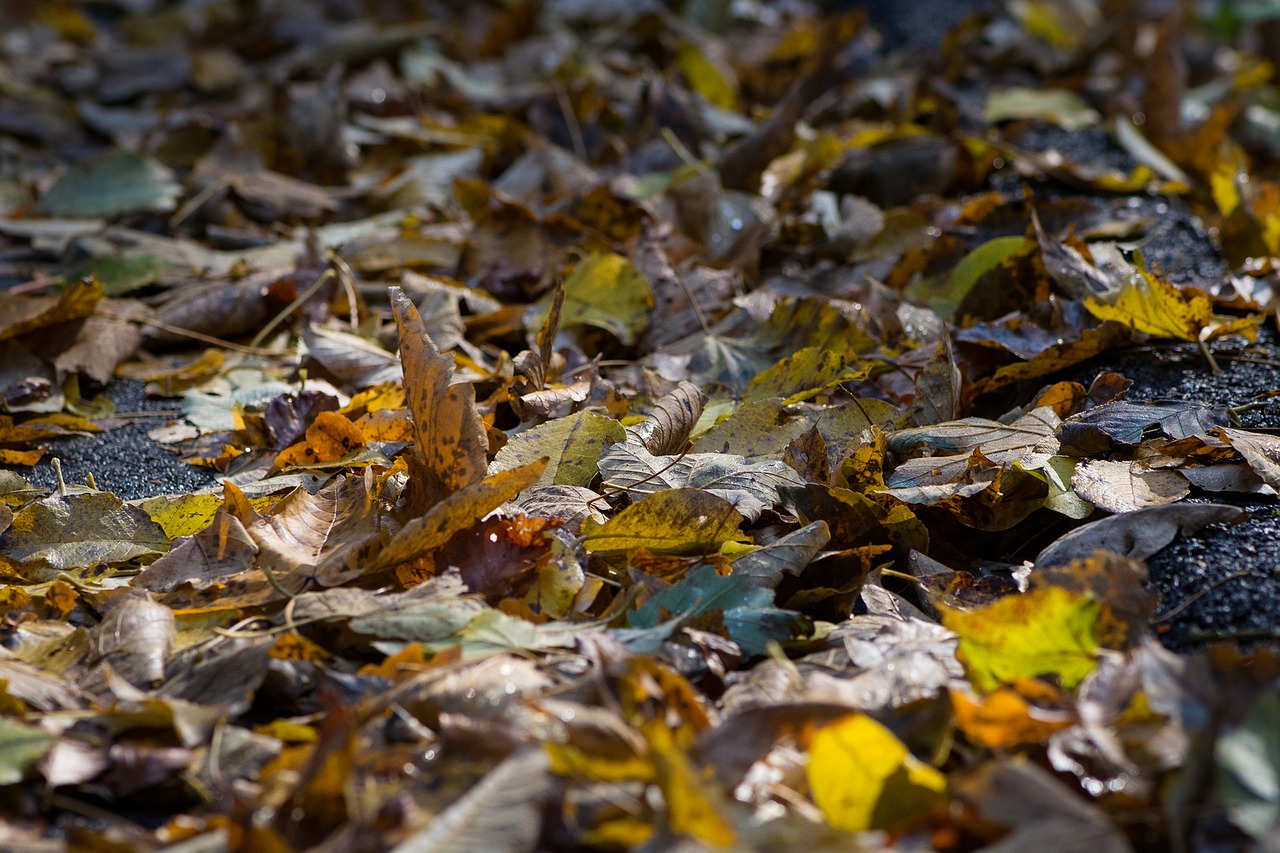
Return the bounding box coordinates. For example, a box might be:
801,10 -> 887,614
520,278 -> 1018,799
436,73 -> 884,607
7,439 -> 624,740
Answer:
392,286 -> 488,511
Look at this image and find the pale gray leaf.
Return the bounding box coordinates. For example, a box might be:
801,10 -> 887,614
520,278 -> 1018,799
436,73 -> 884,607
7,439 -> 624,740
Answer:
626,381 -> 707,455
391,748 -> 549,853
1034,503 -> 1245,568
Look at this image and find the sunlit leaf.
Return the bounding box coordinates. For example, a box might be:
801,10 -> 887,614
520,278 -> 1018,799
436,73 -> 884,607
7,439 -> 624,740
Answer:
598,441 -> 803,521
533,252 -> 654,346
370,461 -> 548,572
940,586 -> 1100,693
808,713 -> 947,832
489,411 -> 625,488
0,492 -> 170,570
951,686 -> 1073,748
581,489 -> 747,557
1084,268 -> 1259,347
392,286 -> 488,511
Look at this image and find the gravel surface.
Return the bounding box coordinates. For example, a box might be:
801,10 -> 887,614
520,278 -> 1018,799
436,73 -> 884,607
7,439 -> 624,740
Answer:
24,380 -> 218,500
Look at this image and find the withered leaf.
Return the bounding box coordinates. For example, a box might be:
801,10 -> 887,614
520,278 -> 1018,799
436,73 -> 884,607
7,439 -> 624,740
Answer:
369,460 -> 547,573
1035,503 -> 1245,568
598,441 -> 803,522
391,286 -> 488,511
0,491 -> 170,571
1058,400 -> 1230,455
1070,460 -> 1189,514
390,748 -> 550,853
224,477 -> 384,588
627,381 -> 707,456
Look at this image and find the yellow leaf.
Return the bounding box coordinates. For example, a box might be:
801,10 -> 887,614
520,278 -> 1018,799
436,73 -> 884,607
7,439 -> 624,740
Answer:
641,717 -> 736,848
581,489 -> 746,557
370,460 -> 547,572
545,741 -> 654,784
534,252 -> 654,346
1210,144 -> 1246,217
139,492 -> 225,539
675,42 -> 738,111
808,713 -> 947,833
940,586 -> 1100,693
1084,269 -> 1258,345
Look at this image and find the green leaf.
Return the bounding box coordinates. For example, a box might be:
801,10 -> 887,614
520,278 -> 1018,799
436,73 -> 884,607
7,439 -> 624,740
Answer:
37,150 -> 181,217
1217,694 -> 1280,841
490,411 -> 625,487
621,564 -> 802,654
907,235 -> 1026,318
0,718 -> 56,785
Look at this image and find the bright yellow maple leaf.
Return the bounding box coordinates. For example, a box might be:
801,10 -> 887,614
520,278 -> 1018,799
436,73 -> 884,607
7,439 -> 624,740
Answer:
940,586 -> 1100,693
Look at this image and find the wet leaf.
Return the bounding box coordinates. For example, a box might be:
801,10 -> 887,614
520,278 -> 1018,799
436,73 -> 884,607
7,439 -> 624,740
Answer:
1070,459 -> 1189,513
1058,400 -> 1231,455
390,748 -> 550,853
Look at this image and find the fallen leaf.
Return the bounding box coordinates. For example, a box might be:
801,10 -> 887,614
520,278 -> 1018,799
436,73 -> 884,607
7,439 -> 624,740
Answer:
807,713 -> 947,832
941,586 -> 1101,693
1034,502 -> 1245,567
582,489 -> 747,558
391,286 -> 488,511
0,491 -> 170,572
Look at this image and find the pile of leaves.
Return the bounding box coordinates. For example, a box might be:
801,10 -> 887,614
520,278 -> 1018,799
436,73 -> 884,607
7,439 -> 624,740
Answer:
5,0 -> 1280,849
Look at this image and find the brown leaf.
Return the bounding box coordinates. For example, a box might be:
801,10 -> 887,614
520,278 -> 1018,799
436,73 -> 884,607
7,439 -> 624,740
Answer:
391,286 -> 488,512
225,477 -> 385,588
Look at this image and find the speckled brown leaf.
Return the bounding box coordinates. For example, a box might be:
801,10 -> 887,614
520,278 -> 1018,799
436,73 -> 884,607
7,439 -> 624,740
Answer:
391,286 -> 488,511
